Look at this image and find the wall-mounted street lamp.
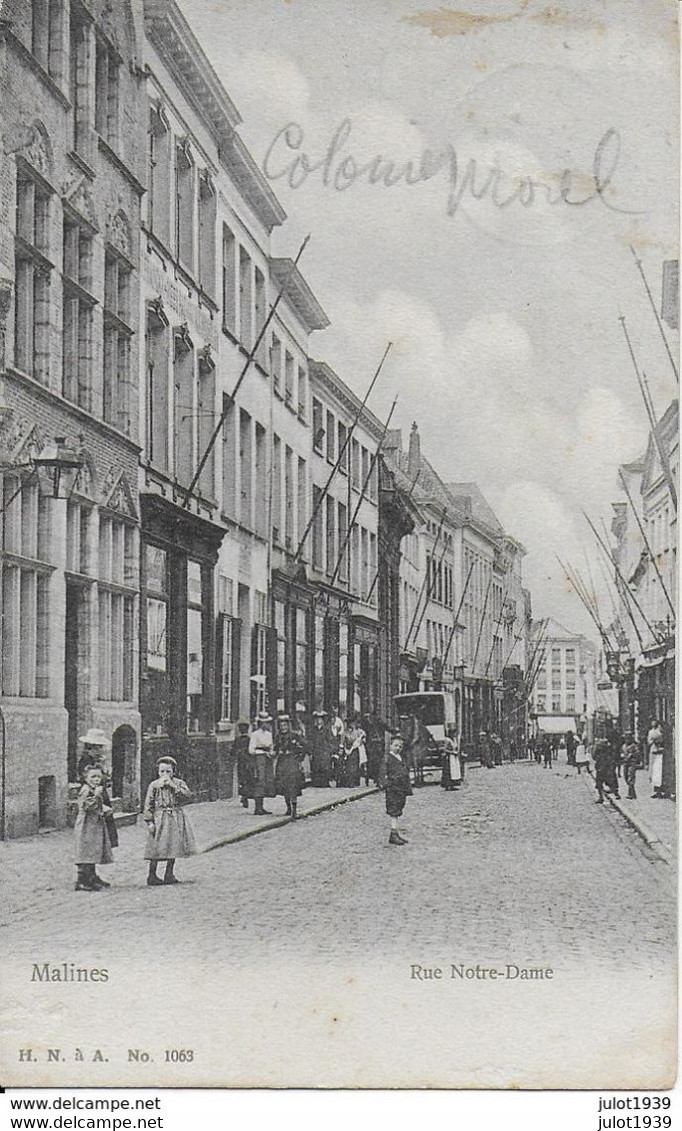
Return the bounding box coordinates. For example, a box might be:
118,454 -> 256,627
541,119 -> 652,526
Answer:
31,437 -> 84,500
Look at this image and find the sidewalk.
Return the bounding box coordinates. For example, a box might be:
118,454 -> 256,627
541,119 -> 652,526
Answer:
580,766 -> 676,866
608,785 -> 677,866
0,783 -> 378,917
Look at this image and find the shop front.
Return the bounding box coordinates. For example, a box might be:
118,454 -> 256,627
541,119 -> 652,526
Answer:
139,495 -> 224,801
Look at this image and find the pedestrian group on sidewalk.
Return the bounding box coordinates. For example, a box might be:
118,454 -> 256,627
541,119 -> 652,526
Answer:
72,709 -> 674,887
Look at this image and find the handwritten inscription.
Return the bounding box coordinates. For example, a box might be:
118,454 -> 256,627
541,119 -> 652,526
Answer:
264,119 -> 642,220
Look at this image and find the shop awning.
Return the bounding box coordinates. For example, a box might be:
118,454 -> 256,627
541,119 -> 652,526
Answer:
535,715 -> 577,732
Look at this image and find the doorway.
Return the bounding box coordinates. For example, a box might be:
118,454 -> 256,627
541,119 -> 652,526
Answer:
64,583 -> 89,782
111,725 -> 137,809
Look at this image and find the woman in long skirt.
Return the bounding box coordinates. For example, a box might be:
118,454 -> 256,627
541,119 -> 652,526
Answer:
440,737 -> 463,791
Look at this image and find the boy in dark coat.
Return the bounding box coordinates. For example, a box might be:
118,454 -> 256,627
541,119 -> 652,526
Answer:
275,715 -> 306,819
622,735 -> 640,800
379,733 -> 413,845
593,738 -> 620,803
234,720 -> 252,808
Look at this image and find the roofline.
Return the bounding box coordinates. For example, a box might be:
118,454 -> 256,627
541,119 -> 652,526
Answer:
144,0 -> 241,138
144,0 -> 287,234
309,360 -> 384,439
224,135 -> 286,233
270,259 -> 330,333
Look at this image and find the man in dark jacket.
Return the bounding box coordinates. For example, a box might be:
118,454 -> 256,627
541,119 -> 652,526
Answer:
379,733 -> 413,845
593,738 -> 620,803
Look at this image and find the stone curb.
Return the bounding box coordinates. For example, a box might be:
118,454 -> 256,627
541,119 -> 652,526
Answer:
580,769 -> 674,867
201,786 -> 381,853
606,794 -> 674,867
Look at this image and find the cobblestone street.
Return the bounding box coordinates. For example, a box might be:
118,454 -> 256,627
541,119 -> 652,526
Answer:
2,760 -> 675,1088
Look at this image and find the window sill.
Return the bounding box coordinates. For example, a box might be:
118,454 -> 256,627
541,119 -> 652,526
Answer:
6,366 -> 140,452
67,149 -> 96,181
103,308 -> 134,336
97,134 -> 145,194
3,29 -> 71,108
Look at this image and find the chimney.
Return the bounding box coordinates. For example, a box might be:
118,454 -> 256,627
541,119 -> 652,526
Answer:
408,421 -> 420,479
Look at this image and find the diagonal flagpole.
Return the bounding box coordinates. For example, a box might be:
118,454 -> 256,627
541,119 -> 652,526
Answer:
482,583 -> 510,679
470,573 -> 493,677
365,468 -> 421,606
619,315 -> 677,511
402,505 -> 447,652
328,397 -> 398,589
441,559 -> 475,670
629,246 -> 679,384
583,511 -> 659,644
409,524 -> 452,651
618,468 -> 676,620
182,235 -> 310,508
294,342 -> 392,561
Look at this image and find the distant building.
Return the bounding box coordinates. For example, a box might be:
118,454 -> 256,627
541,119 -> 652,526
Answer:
384,422 -> 530,747
529,618 -> 599,737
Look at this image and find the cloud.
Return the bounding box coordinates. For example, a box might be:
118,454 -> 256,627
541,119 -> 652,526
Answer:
230,49 -> 313,131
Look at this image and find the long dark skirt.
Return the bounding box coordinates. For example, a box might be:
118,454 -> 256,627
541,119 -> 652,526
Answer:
336,749 -> 360,787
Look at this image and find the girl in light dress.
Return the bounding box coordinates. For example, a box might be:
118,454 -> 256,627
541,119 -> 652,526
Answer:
74,766 -> 114,891
143,756 -> 196,886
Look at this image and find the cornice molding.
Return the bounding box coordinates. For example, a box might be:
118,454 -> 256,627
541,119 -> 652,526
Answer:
144,0 -> 241,142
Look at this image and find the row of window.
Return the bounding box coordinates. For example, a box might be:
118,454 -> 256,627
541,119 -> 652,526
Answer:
147,107 -> 216,295
427,553 -> 453,609
145,306 -> 216,494
536,671 -> 577,690
15,166 -> 134,434
535,694 -> 577,713
311,398 -> 378,501
311,486 -> 377,601
1,479 -> 135,701
31,1 -> 123,160
426,619 -> 454,668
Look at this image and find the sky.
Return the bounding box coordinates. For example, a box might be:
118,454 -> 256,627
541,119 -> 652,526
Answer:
178,0 -> 678,639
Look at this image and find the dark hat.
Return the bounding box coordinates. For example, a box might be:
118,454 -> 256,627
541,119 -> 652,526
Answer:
237,719 -> 250,731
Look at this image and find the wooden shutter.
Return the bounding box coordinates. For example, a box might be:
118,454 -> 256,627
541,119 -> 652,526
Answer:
230,617 -> 241,720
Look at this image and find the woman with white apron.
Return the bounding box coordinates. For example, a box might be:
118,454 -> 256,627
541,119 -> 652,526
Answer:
441,736 -> 463,791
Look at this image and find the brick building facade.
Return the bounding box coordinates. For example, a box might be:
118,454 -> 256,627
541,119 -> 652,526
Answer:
0,0 -> 145,836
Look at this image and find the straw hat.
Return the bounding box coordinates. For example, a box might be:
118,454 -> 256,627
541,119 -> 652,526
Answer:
78,728 -> 110,747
